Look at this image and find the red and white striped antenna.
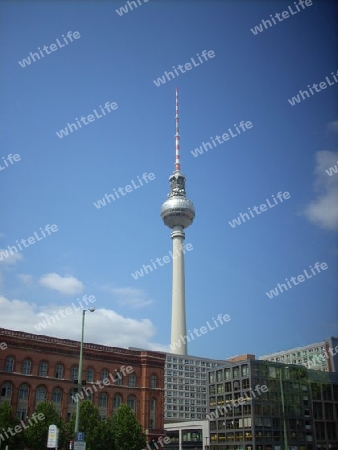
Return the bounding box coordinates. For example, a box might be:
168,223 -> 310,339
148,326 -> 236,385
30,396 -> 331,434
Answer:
175,87 -> 180,172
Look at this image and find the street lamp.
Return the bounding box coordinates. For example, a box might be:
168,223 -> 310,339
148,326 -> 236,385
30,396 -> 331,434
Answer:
74,307 -> 95,435
279,366 -> 289,450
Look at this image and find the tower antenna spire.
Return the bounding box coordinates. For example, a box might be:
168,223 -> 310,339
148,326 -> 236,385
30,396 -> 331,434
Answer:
161,88 -> 195,356
175,86 -> 180,172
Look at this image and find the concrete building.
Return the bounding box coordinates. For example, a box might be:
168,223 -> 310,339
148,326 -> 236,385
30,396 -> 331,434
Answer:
207,358 -> 338,450
259,337 -> 338,372
165,420 -> 209,450
164,353 -> 225,423
0,327 -> 166,443
161,87 -> 195,356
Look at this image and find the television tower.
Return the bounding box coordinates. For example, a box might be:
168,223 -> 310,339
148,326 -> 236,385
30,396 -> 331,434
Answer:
161,87 -> 195,356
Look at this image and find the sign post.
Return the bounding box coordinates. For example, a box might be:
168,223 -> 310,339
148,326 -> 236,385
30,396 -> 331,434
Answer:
47,424 -> 59,449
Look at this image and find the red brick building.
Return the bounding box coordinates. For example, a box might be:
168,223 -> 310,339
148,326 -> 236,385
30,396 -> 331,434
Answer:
0,328 -> 165,442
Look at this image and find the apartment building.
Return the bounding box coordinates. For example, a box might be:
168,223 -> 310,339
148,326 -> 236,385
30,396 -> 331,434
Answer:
259,337 -> 338,372
164,353 -> 225,423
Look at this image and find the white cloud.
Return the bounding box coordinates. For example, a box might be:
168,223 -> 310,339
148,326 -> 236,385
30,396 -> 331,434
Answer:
303,150 -> 338,231
101,284 -> 153,308
17,274 -> 33,285
0,249 -> 23,265
0,295 -> 164,350
39,273 -> 83,295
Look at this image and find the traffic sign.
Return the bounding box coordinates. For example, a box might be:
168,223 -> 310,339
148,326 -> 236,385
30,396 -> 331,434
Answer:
75,432 -> 85,442
74,442 -> 86,450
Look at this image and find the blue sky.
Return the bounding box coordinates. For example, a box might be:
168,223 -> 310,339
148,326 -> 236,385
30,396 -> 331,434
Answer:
0,0 -> 337,360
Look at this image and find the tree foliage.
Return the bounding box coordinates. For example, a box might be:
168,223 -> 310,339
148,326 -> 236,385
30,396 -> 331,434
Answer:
24,401 -> 65,450
0,401 -> 24,449
66,400 -> 102,450
111,405 -> 146,450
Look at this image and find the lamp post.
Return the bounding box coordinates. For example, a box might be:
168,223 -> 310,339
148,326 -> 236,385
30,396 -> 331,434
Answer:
74,307 -> 95,435
279,366 -> 289,450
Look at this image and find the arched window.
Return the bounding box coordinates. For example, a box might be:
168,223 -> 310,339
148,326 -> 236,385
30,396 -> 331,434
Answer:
71,366 -> 78,381
55,364 -> 63,379
19,384 -> 29,399
101,369 -> 109,380
115,371 -> 122,386
69,388 -> 78,405
1,382 -> 12,399
98,392 -> 107,408
36,385 -> 46,403
150,375 -> 157,388
113,394 -> 122,413
128,373 -> 136,387
52,388 -> 62,405
5,356 -> 14,373
22,359 -> 31,375
149,398 -> 156,429
86,368 -> 94,382
127,395 -> 136,412
38,361 -> 48,376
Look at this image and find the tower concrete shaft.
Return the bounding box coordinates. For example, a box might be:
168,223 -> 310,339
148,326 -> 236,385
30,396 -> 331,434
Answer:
160,88 -> 195,356
171,226 -> 187,355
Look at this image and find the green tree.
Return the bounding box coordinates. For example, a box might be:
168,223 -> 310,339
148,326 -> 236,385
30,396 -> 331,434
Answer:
90,416 -> 115,450
67,400 -> 101,450
112,405 -> 146,450
0,401 -> 24,449
24,401 -> 65,450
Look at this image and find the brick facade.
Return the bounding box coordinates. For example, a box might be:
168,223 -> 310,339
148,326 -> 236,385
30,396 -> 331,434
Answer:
0,328 -> 165,442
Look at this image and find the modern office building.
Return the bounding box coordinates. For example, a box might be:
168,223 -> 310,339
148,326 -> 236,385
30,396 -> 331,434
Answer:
207,358 -> 338,450
0,328 -> 166,443
259,337 -> 338,372
160,87 -> 195,356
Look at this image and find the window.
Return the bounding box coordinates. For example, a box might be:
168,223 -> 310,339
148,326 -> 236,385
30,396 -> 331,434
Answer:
225,382 -> 232,393
19,383 -> 29,399
150,375 -> 157,388
69,389 -> 78,405
101,369 -> 109,380
55,364 -> 63,379
209,372 -> 215,383
22,359 -> 31,375
113,394 -> 122,412
216,370 -> 223,382
36,385 -> 46,403
1,382 -> 12,399
241,365 -> 249,377
52,388 -> 62,404
99,393 -> 107,408
242,379 -> 250,390
86,368 -> 94,383
127,395 -> 136,412
71,366 -> 78,381
38,361 -> 48,376
16,409 -> 27,421
115,372 -> 122,385
149,398 -> 156,429
233,367 -> 240,378
5,356 -> 14,372
128,373 -> 136,387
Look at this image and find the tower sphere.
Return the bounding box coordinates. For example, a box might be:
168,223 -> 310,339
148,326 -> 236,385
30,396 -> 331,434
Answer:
161,171 -> 195,229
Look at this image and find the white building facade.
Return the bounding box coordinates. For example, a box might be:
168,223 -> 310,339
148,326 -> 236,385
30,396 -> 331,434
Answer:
259,336 -> 338,372
164,353 -> 224,422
